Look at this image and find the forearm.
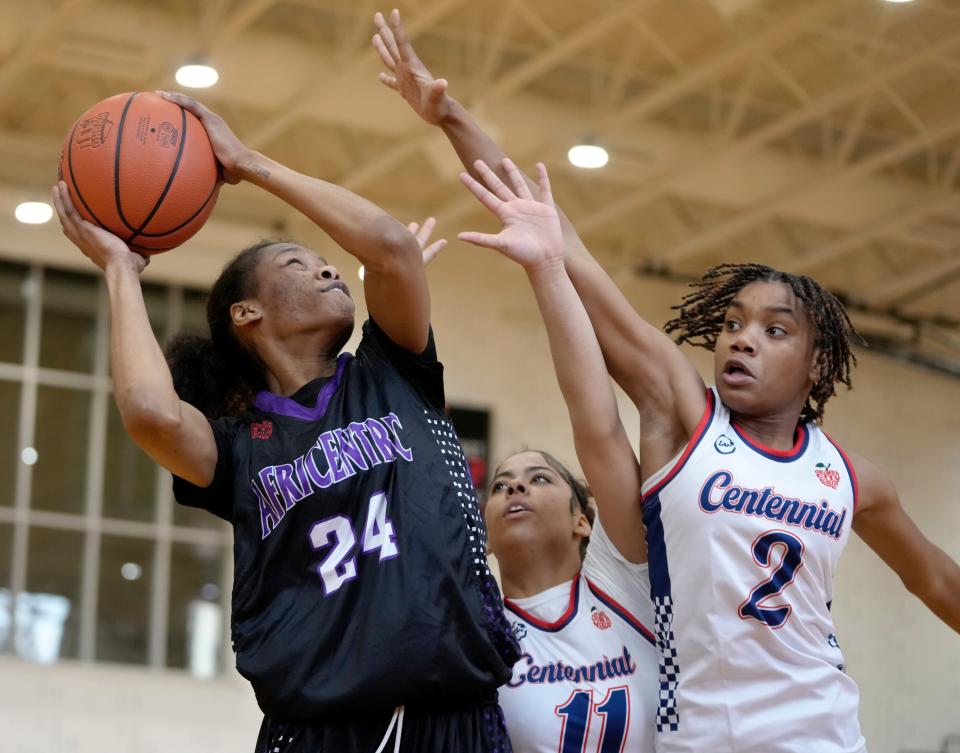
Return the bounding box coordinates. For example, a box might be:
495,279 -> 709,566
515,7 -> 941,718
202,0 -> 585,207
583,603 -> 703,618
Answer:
106,263 -> 181,429
239,153 -> 420,269
440,99 -> 657,395
855,468 -> 960,636
439,98 -> 514,184
527,256 -> 645,558
440,100 -> 594,265
563,245 -> 651,389
526,260 -> 621,441
911,546 -> 960,633
438,100 -> 602,267
440,102 -> 597,274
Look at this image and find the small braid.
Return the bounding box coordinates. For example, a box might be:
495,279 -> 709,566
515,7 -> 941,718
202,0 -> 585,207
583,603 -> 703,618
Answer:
664,263 -> 863,424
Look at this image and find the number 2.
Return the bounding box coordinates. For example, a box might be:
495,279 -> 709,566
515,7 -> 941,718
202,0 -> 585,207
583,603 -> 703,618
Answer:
308,492 -> 398,597
556,687 -> 630,753
738,530 -> 804,629
309,516 -> 357,596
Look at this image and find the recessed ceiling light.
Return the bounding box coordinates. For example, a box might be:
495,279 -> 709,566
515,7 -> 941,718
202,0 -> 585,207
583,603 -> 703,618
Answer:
175,64 -> 219,89
20,447 -> 38,465
568,144 -> 609,169
120,562 -> 143,581
15,202 -> 53,224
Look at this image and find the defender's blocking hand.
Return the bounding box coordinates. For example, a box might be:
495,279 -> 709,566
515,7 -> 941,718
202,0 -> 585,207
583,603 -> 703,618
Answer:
373,9 -> 451,125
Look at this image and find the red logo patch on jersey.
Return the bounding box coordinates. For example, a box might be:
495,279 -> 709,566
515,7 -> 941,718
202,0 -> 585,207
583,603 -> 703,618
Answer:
251,420 -> 273,440
815,462 -> 840,489
591,609 -> 612,630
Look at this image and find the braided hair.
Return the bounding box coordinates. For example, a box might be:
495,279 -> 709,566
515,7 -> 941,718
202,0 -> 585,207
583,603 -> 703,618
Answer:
165,240 -> 278,419
663,263 -> 863,424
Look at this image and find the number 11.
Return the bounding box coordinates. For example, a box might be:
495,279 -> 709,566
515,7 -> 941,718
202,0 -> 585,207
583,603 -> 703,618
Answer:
555,686 -> 630,753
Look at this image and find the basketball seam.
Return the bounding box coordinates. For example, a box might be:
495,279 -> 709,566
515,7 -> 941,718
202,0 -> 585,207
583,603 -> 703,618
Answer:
128,241 -> 185,253
66,120 -> 110,232
128,181 -> 218,250
135,144 -> 219,237
113,93 -> 140,235
125,104 -> 189,244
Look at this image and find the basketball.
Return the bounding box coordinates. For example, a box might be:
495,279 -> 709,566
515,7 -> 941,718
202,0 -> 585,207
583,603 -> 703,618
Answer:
59,91 -> 220,254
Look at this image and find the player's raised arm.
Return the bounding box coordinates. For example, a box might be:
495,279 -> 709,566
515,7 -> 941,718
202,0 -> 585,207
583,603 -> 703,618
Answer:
851,452 -> 960,633
458,158 -> 646,561
160,90 -> 431,356
373,8 -> 706,442
52,183 -> 218,487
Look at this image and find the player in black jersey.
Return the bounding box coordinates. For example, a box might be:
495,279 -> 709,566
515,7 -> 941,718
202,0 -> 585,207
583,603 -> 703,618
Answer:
52,91 -> 519,753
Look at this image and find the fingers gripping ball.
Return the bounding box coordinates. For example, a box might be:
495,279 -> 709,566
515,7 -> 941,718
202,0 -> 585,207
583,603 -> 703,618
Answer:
59,91 -> 220,254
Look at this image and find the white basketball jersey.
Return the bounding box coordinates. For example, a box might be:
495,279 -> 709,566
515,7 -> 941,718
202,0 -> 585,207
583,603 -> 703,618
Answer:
499,519 -> 659,753
641,388 -> 866,753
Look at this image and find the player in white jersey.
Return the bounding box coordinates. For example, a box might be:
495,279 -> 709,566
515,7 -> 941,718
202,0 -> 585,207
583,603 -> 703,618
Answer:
487,452 -> 659,753
371,11 -> 960,750
590,264 -> 960,753
642,387 -> 862,750
445,134 -> 657,749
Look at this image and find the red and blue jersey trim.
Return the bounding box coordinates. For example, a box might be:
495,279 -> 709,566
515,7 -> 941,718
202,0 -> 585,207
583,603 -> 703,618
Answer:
821,429 -> 860,513
642,389 -> 716,504
585,578 -> 656,647
504,574 -> 580,632
731,420 -> 809,463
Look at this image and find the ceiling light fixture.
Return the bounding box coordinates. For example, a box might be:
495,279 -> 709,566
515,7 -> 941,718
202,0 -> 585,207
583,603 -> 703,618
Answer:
568,144 -> 609,169
120,562 -> 143,581
175,64 -> 219,89
15,202 -> 53,224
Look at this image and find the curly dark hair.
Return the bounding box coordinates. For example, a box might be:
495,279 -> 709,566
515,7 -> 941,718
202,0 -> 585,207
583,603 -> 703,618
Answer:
165,239 -> 278,419
663,263 -> 863,424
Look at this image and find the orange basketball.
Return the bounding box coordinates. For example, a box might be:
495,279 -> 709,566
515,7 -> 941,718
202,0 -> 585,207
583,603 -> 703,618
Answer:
59,91 -> 220,254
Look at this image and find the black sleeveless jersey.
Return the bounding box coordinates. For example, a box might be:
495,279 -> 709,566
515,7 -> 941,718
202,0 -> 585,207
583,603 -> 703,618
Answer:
173,319 -> 520,720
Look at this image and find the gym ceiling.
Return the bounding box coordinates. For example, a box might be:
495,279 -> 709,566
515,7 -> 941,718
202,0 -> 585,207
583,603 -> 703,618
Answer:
3,0 -> 960,373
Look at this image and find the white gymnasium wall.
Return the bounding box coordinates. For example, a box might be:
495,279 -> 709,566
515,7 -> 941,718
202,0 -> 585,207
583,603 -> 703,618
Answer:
824,352 -> 960,752
0,656 -> 261,753
0,215 -> 958,752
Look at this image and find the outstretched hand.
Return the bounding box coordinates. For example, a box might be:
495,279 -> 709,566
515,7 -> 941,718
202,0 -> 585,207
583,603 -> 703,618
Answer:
458,159 -> 563,271
52,181 -> 148,274
373,8 -> 451,125
156,90 -> 253,184
408,216 -> 447,265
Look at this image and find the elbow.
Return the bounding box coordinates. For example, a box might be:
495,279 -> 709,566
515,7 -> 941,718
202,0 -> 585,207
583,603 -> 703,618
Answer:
118,395 -> 182,444
571,415 -> 623,452
375,217 -> 422,266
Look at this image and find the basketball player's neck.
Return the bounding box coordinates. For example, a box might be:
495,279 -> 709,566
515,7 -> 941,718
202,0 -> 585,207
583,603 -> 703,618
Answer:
731,406 -> 805,451
258,333 -> 342,396
498,543 -> 582,600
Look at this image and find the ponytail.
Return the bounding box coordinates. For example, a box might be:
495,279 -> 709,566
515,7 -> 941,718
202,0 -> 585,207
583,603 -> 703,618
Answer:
165,239 -> 277,419
166,333 -> 258,419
